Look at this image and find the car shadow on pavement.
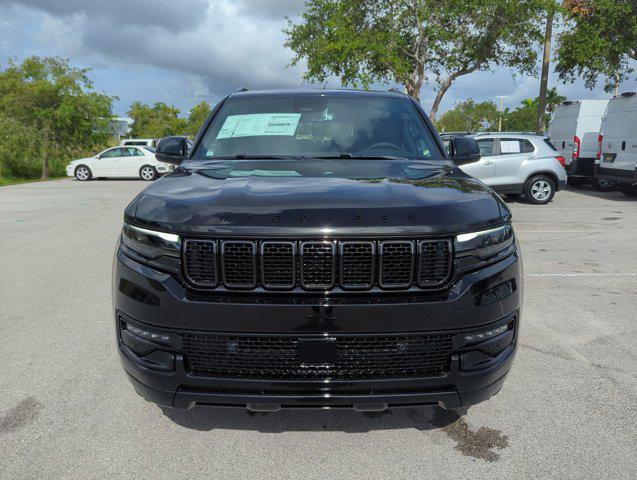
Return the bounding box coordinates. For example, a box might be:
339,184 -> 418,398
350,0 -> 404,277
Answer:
563,185 -> 636,201
160,405 -> 462,434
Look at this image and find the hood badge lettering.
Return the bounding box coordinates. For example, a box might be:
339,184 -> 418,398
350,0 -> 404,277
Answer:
223,214 -> 419,225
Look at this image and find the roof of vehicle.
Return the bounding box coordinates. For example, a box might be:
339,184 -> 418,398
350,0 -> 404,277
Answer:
471,132 -> 548,138
229,88 -> 410,99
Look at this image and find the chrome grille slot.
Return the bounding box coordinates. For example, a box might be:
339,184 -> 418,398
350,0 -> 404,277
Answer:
418,240 -> 452,287
300,241 -> 336,289
221,241 -> 257,289
340,241 -> 375,289
261,241 -> 296,289
183,240 -> 218,287
379,241 -> 414,288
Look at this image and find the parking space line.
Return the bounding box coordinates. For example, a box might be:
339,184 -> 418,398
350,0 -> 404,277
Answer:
525,273 -> 637,277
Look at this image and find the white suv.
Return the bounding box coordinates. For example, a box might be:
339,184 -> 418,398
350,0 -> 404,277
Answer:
459,133 -> 567,204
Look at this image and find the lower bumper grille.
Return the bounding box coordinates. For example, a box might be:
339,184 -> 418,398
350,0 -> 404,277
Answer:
182,333 -> 454,380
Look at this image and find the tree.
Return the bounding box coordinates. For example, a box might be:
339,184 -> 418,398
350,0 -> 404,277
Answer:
285,0 -> 543,120
436,100 -> 501,132
128,102 -> 187,138
186,101 -> 211,138
556,0 -> 636,93
0,56 -> 115,179
536,2 -> 558,134
502,88 -> 565,131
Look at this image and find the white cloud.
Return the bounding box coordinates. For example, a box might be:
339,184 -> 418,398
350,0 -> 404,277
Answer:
0,0 -> 634,116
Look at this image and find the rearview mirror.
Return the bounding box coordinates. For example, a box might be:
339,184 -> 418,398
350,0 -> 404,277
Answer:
449,137 -> 481,165
155,136 -> 192,165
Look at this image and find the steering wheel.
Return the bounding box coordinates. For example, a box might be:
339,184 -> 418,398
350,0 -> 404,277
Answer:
362,142 -> 402,153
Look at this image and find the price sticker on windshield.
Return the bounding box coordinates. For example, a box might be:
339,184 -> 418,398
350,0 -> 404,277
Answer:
217,113 -> 301,139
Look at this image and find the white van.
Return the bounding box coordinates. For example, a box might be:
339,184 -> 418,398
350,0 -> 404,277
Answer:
596,92 -> 637,196
120,138 -> 156,147
548,99 -> 608,186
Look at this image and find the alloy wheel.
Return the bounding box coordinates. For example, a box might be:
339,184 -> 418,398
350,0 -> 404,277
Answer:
531,180 -> 551,201
76,167 -> 90,181
141,166 -> 156,181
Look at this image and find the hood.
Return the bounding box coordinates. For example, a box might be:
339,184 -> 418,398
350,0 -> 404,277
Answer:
128,163 -> 507,236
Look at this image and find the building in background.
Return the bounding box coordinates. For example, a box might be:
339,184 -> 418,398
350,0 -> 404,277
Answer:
110,117 -> 134,140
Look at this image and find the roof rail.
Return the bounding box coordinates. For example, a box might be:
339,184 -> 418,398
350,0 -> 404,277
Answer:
388,87 -> 404,94
236,87 -> 250,92
620,91 -> 636,97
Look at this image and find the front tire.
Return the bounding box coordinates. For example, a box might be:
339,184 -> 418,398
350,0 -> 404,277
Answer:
524,175 -> 555,205
592,176 -> 616,192
75,165 -> 92,181
618,183 -> 637,197
140,165 -> 158,181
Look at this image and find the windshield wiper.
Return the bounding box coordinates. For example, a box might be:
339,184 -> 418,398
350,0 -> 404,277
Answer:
205,154 -> 303,160
311,153 -> 413,160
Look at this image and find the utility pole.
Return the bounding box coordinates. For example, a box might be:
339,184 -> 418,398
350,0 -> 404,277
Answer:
536,9 -> 554,135
497,96 -> 506,132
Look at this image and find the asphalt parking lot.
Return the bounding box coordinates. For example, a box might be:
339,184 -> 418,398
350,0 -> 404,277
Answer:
1,179 -> 635,479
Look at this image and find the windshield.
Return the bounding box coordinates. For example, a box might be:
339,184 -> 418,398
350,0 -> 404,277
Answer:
193,93 -> 444,160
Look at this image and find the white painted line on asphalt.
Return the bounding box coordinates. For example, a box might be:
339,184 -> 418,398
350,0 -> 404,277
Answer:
516,229 -> 637,233
525,273 -> 637,277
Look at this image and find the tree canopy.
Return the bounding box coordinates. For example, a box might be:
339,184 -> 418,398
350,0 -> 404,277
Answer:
284,0 -> 543,119
185,101 -> 211,138
128,101 -> 187,138
436,100 -> 500,132
0,56 -> 115,179
556,0 -> 637,92
127,100 -> 211,139
437,88 -> 565,132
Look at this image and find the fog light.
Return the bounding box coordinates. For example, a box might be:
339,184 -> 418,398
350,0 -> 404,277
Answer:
123,322 -> 182,349
463,323 -> 510,344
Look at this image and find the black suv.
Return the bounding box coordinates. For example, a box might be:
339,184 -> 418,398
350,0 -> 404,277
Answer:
114,89 -> 521,412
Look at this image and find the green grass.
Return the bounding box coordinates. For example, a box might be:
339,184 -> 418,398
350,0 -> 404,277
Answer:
0,176 -> 65,187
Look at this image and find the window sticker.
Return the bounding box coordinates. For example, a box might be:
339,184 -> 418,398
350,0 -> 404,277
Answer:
500,140 -> 522,153
216,113 -> 302,139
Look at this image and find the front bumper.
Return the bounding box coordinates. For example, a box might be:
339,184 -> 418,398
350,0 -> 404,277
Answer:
597,166 -> 637,186
114,246 -> 522,410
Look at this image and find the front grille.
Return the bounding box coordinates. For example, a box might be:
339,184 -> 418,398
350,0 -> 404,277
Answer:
182,333 -> 454,379
183,238 -> 453,291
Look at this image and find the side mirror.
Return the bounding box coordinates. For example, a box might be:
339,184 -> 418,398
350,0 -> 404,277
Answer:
449,137 -> 481,165
155,136 -> 192,165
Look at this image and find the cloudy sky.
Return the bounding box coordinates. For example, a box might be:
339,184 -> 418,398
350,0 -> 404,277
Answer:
1,0 -> 634,117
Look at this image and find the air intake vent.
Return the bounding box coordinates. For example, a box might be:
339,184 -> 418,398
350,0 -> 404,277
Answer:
221,241 -> 257,289
261,241 -> 296,289
418,240 -> 452,287
183,239 -> 218,287
340,241 -> 375,289
182,333 -> 454,379
300,241 -> 336,289
378,241 -> 415,288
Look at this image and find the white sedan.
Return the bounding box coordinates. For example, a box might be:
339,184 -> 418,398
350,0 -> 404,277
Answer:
66,146 -> 171,181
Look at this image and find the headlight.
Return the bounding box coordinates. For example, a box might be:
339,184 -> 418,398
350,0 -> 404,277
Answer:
120,222 -> 181,273
455,225 -> 514,259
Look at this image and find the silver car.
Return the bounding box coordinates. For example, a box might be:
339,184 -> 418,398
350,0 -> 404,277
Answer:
459,133 -> 568,204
